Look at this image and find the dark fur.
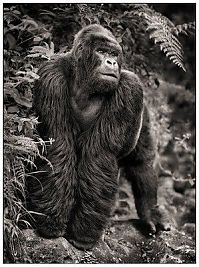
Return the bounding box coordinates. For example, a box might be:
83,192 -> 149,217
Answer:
29,24 -> 169,250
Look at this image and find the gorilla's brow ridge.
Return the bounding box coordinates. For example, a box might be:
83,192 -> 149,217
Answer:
86,33 -> 122,53
97,42 -> 122,54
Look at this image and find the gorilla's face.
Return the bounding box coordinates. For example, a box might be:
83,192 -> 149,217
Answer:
84,44 -> 122,94
73,25 -> 123,95
94,46 -> 120,85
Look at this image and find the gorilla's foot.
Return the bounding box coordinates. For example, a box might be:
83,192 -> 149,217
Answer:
68,238 -> 96,250
37,217 -> 66,238
145,204 -> 172,234
65,231 -> 99,250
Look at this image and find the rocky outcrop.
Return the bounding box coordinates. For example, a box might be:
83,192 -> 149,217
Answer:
20,222 -> 195,264
16,177 -> 195,264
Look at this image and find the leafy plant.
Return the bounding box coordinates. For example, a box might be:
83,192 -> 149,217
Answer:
27,41 -> 55,60
132,4 -> 195,72
3,6 -> 53,262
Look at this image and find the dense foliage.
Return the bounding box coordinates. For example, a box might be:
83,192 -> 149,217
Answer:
3,3 -> 195,262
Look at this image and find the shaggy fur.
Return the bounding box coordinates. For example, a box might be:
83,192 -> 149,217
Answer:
29,24 -> 170,250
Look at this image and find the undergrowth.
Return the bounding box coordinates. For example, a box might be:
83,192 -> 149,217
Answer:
4,6 -> 51,262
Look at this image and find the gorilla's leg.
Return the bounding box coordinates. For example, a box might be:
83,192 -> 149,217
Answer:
120,107 -> 171,232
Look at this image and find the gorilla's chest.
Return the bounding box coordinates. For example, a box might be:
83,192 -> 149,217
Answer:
71,97 -> 103,130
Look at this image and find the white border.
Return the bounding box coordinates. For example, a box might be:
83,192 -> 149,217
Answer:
1,1 -> 197,266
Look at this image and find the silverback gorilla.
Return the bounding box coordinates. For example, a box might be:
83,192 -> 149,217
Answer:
29,24 -> 170,250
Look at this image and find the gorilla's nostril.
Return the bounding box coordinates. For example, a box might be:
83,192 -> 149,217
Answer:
106,59 -> 117,66
106,59 -> 112,65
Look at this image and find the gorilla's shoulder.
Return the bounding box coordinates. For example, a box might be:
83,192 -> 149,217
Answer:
50,52 -> 73,63
37,52 -> 74,76
120,69 -> 143,100
120,70 -> 142,86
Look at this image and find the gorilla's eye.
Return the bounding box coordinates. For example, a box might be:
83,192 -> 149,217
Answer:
96,48 -> 106,54
110,51 -> 118,57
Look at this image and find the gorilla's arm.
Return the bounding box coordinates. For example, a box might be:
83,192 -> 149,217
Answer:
29,55 -> 78,237
120,106 -> 171,232
67,148 -> 118,249
34,55 -> 74,136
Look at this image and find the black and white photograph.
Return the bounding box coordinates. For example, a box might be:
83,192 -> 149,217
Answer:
3,2 -> 196,264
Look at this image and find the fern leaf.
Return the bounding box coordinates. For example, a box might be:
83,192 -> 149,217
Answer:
172,21 -> 195,36
13,158 -> 25,184
132,4 -> 186,71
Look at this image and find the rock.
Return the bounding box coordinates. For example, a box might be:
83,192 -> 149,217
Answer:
173,178 -> 194,194
181,223 -> 196,238
19,222 -> 195,263
15,177 -> 195,263
21,229 -> 85,263
20,229 -> 120,264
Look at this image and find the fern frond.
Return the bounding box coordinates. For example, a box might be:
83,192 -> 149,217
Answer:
132,4 -> 186,72
172,22 -> 195,36
13,158 -> 25,185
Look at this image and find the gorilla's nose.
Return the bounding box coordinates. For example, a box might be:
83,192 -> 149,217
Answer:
105,58 -> 117,68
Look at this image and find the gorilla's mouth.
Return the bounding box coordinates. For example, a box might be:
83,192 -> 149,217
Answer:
100,73 -> 118,79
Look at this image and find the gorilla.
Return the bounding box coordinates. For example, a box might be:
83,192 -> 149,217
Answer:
29,24 -> 170,250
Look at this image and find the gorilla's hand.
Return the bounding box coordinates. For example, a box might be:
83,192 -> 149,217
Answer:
144,204 -> 171,234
